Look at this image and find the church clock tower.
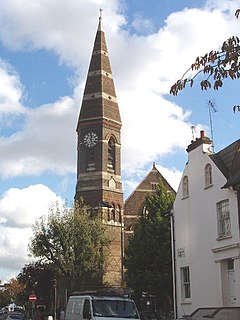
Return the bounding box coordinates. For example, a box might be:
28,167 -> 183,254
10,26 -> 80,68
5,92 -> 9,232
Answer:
75,15 -> 124,286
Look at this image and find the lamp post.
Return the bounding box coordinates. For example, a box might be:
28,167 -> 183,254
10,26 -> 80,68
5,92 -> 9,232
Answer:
169,209 -> 177,320
99,201 -> 124,285
52,279 -> 57,320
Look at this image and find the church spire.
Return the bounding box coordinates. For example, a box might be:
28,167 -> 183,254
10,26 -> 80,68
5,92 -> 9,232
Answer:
75,16 -> 124,288
77,12 -> 121,128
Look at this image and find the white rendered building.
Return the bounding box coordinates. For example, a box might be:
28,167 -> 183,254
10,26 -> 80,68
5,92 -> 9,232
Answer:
173,131 -> 240,319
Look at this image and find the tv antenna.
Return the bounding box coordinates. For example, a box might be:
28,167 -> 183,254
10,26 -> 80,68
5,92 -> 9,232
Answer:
190,125 -> 196,141
207,99 -> 217,152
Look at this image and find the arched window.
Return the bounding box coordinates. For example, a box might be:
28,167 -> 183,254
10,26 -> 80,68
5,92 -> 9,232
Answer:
182,175 -> 189,198
107,208 -> 111,222
117,206 -> 122,223
111,208 -> 115,222
142,206 -> 149,218
108,137 -> 116,172
205,163 -> 212,188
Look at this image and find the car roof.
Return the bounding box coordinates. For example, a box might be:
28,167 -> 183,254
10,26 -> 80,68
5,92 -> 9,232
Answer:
69,295 -> 132,301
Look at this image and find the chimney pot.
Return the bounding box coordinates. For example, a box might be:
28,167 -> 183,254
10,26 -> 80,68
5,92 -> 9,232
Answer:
200,130 -> 205,138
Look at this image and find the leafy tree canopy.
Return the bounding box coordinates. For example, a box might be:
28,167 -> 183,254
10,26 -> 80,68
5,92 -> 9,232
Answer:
28,201 -> 109,292
170,9 -> 240,112
124,181 -> 175,314
0,278 -> 25,307
17,261 -> 55,308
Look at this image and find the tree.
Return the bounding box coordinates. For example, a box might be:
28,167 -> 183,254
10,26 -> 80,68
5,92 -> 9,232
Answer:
28,201 -> 109,293
17,261 -> 55,310
170,9 -> 240,112
0,278 -> 25,307
124,181 -> 175,316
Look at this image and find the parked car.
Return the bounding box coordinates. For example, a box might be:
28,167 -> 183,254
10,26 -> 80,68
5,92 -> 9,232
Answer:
65,290 -> 140,320
0,308 -> 8,315
139,312 -> 157,320
6,313 -> 24,320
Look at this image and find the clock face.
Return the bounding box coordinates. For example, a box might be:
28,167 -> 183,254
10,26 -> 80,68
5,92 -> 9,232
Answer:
83,131 -> 98,148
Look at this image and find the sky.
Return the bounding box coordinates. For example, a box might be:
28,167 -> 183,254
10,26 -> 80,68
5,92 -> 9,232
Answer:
0,0 -> 240,283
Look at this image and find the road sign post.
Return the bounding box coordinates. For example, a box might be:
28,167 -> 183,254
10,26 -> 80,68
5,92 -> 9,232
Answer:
29,294 -> 37,319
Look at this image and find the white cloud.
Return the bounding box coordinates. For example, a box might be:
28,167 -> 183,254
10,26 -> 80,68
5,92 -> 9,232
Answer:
0,184 -> 63,227
0,96 -> 78,178
120,89 -> 193,173
0,60 -> 25,115
0,184 -> 63,280
206,0 -> 240,14
0,226 -> 32,267
131,13 -> 154,33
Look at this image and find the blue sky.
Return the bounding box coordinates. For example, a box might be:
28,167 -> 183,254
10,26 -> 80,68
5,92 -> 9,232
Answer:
0,0 -> 239,282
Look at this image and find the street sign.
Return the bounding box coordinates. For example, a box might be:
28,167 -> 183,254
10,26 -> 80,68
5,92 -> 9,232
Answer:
29,293 -> 37,303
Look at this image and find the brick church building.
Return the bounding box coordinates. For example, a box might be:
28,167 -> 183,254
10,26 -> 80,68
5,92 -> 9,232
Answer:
75,15 -> 174,288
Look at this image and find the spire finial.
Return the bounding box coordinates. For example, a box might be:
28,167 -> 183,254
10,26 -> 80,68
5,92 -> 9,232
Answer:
98,8 -> 103,31
99,7 -> 103,19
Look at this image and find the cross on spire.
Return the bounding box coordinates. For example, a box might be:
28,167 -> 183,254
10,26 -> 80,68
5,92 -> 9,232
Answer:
99,7 -> 103,20
98,8 -> 103,31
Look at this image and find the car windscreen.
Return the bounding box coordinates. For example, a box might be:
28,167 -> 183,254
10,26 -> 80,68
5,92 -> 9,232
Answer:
8,315 -> 23,320
92,299 -> 139,318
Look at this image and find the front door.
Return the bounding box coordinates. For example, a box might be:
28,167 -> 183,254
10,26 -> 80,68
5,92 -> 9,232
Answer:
228,259 -> 236,305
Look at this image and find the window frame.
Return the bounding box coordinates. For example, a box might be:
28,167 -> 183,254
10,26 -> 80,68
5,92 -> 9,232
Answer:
217,199 -> 231,239
204,163 -> 213,188
181,266 -> 191,300
107,137 -> 116,172
182,175 -> 189,198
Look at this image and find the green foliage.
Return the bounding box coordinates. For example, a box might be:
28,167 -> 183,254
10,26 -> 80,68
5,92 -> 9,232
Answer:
170,9 -> 240,112
124,181 -> 175,314
144,182 -> 175,221
28,201 -> 109,292
17,261 -> 54,309
0,278 -> 25,307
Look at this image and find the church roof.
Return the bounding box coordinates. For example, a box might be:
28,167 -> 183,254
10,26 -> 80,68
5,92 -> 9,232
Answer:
77,15 -> 121,129
124,163 -> 176,216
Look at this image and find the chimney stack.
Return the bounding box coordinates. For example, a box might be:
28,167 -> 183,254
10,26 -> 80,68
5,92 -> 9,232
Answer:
187,130 -> 212,153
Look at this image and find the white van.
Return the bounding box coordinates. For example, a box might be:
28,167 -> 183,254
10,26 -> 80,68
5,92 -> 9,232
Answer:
65,292 -> 140,320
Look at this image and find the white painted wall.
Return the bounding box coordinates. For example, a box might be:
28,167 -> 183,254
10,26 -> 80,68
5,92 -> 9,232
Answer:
173,139 -> 240,318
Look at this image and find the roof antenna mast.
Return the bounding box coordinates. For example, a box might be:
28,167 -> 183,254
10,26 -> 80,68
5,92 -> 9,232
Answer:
191,125 -> 196,141
207,99 -> 217,152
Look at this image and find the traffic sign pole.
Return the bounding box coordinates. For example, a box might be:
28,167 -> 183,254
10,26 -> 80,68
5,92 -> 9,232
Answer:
29,294 -> 37,320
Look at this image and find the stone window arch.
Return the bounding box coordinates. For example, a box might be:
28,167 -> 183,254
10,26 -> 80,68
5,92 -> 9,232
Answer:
108,137 -> 116,172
